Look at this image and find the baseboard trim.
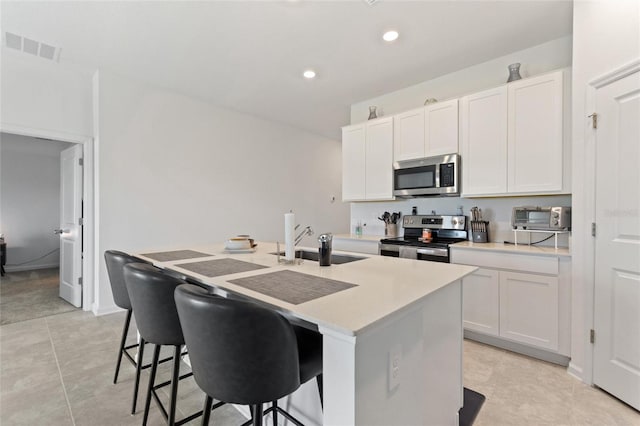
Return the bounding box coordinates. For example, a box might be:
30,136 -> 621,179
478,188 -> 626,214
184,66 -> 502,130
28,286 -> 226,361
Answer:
567,362 -> 585,382
464,329 -> 570,366
4,263 -> 59,273
93,305 -> 124,317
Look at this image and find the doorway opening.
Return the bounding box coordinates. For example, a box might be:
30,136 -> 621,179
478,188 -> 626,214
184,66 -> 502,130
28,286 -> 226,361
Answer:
0,130 -> 92,323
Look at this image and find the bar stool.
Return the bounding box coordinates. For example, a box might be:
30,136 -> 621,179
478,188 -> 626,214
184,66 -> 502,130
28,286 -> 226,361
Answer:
174,284 -> 323,426
105,250 -> 160,414
124,263 -> 216,426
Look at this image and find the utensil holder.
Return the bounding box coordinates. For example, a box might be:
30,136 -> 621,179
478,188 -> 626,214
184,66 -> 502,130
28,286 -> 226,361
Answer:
385,223 -> 398,238
471,221 -> 489,243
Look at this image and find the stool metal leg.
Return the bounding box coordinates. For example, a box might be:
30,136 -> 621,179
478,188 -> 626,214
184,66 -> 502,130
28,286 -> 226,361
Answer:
201,396 -> 213,426
143,344 -> 161,426
131,337 -> 146,414
168,345 -> 182,426
114,309 -> 133,384
272,400 -> 278,426
253,404 -> 263,426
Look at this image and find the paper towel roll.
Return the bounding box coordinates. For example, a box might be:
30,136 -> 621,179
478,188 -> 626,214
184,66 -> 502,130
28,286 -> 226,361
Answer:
285,212 -> 295,261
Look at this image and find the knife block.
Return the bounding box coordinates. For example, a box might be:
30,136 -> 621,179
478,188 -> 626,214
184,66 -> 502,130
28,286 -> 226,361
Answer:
471,221 -> 489,243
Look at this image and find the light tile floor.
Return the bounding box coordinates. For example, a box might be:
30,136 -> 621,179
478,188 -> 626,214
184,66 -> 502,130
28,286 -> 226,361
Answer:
0,309 -> 638,425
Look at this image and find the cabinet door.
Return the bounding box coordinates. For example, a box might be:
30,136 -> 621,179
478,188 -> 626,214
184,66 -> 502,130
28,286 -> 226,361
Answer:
460,87 -> 508,196
365,117 -> 394,200
462,268 -> 500,336
342,125 -> 366,201
393,108 -> 425,161
499,271 -> 559,350
425,98 -> 459,157
507,71 -> 563,193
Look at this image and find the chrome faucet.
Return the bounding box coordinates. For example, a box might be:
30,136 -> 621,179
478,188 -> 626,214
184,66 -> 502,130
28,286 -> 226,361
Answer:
295,225 -> 314,245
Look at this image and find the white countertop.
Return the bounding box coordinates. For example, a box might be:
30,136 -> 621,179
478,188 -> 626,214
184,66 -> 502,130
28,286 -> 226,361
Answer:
136,242 -> 476,336
451,241 -> 571,257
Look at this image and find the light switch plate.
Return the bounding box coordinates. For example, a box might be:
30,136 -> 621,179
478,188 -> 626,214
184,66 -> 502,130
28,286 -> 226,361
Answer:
388,343 -> 402,391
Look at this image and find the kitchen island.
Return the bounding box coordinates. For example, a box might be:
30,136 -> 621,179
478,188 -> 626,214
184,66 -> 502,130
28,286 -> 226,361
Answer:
136,242 -> 476,426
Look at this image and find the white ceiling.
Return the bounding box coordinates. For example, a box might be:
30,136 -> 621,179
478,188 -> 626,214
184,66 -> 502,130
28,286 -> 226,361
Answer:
1,1 -> 573,139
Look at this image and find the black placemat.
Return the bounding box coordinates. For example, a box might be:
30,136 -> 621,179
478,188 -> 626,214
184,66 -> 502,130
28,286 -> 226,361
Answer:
228,270 -> 357,305
175,258 -> 268,277
141,250 -> 213,262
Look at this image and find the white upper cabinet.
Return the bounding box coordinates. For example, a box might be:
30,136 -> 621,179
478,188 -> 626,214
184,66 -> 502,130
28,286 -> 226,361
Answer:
461,86 -> 508,195
393,108 -> 425,161
425,98 -> 459,156
393,100 -> 459,162
507,71 -> 564,193
365,117 -> 394,200
342,124 -> 366,201
342,117 -> 394,201
461,69 -> 568,197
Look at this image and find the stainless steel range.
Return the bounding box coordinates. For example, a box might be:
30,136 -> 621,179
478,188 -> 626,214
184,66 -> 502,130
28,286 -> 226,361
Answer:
379,215 -> 468,263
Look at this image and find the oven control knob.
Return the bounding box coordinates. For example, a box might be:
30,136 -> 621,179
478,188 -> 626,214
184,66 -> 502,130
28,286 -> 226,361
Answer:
452,218 -> 458,225
553,219 -> 559,225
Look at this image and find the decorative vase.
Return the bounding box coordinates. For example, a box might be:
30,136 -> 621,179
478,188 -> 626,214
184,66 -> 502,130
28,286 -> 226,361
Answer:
368,106 -> 378,120
507,63 -> 522,83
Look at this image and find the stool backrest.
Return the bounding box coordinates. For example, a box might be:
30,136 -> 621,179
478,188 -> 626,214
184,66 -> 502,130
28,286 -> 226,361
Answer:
104,250 -> 148,310
174,284 -> 301,405
124,263 -> 186,346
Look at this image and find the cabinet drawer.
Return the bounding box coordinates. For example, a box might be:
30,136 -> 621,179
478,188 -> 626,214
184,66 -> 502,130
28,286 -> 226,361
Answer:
451,249 -> 558,275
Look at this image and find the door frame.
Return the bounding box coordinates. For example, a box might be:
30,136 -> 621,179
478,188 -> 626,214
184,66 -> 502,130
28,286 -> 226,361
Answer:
584,58 -> 640,385
0,123 -> 96,312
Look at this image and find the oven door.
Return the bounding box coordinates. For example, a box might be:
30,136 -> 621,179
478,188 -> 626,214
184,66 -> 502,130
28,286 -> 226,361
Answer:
379,243 -> 400,257
416,247 -> 449,263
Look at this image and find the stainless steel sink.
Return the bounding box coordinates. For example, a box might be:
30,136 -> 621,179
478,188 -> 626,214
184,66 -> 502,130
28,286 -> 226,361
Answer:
271,250 -> 365,264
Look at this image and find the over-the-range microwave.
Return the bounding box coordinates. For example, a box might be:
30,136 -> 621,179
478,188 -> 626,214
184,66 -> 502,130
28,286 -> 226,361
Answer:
393,154 -> 460,197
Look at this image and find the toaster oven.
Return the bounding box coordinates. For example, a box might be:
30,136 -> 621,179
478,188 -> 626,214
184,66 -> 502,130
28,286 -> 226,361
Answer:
511,206 -> 571,231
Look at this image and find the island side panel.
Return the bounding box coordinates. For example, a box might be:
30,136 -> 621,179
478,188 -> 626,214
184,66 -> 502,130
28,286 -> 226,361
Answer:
321,280 -> 463,426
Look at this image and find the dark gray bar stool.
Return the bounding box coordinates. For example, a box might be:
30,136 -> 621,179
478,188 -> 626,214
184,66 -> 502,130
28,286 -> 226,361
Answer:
174,284 -> 323,426
105,250 -> 159,414
124,263 -> 217,426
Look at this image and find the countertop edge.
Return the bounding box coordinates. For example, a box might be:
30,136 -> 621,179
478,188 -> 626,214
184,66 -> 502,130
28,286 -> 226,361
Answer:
451,241 -> 571,257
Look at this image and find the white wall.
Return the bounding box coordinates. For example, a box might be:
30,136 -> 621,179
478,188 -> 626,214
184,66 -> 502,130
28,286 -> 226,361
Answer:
351,36 -> 572,123
0,48 -> 93,138
0,133 -> 72,270
348,36 -> 573,248
94,71 -> 350,314
570,0 -> 640,381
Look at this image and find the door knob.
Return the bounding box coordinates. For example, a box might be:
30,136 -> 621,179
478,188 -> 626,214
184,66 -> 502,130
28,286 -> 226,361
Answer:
54,229 -> 69,235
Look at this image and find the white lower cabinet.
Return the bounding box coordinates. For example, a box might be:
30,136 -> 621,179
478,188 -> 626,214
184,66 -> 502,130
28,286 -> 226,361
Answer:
452,247 -> 570,358
499,271 -> 559,350
462,268 -> 500,336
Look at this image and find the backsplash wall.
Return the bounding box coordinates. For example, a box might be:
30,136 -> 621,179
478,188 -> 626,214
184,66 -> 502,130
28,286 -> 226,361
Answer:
350,194 -> 572,248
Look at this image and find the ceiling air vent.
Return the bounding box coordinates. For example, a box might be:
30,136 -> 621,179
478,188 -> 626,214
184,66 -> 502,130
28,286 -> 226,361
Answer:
4,31 -> 61,62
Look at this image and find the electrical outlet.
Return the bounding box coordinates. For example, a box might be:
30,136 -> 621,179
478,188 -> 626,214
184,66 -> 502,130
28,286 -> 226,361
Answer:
388,343 -> 402,391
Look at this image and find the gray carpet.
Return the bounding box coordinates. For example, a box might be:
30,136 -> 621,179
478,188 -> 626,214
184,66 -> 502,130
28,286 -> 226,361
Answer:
0,268 -> 77,325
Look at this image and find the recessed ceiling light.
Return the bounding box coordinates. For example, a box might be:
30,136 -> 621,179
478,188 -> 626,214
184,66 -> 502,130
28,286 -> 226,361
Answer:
383,30 -> 399,42
303,70 -> 316,79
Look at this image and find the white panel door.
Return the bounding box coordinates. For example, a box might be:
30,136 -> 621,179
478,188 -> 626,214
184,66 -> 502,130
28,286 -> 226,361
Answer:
393,108 -> 425,161
342,125 -> 366,201
425,98 -> 459,157
462,268 -> 500,336
593,69 -> 640,411
460,87 -> 508,196
499,271 -> 559,350
507,71 -> 563,193
365,117 -> 394,200
59,145 -> 83,307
